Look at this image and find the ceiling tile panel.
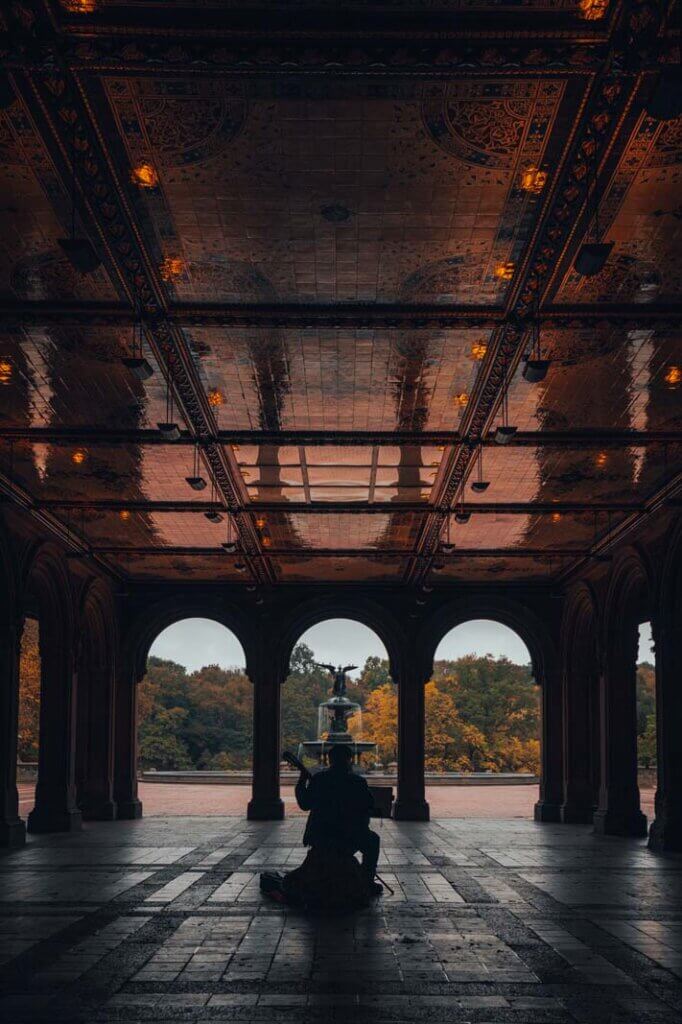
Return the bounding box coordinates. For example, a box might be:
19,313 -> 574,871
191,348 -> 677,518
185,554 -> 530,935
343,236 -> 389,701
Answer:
504,327 -> 682,433
104,78 -> 572,304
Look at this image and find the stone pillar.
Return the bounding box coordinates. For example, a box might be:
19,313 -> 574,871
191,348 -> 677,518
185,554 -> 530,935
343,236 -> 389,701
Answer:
0,615 -> 26,847
394,649 -> 430,822
113,651 -> 142,820
534,656 -> 563,822
561,641 -> 597,824
78,654 -> 117,821
649,617 -> 682,851
28,621 -> 82,833
247,663 -> 284,821
593,621 -> 647,837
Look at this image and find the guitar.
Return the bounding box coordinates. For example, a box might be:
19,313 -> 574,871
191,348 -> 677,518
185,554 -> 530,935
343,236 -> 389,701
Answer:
282,750 -> 312,781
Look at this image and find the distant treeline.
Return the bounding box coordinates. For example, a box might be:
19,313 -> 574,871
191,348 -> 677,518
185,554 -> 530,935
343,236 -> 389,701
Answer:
16,625 -> 657,773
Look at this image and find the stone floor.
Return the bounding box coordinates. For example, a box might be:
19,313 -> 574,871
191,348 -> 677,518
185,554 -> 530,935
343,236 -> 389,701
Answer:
1,817 -> 681,1024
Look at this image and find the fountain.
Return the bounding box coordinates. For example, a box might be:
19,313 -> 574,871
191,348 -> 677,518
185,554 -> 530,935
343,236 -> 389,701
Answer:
298,663 -> 377,765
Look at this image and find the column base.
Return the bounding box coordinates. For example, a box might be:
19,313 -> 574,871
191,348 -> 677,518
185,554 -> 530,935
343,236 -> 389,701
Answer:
116,798 -> 143,820
393,799 -> 430,822
27,806 -> 82,834
560,802 -> 595,825
0,817 -> 26,848
247,797 -> 285,821
534,800 -> 562,823
648,800 -> 682,852
593,807 -> 647,838
81,798 -> 118,822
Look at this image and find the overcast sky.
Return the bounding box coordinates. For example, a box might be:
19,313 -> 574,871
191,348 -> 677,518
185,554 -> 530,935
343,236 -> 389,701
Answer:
149,616 -> 655,674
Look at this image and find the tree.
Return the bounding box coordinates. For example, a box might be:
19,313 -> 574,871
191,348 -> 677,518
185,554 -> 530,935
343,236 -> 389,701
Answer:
18,617 -> 41,762
138,707 -> 193,770
638,713 -> 657,768
362,683 -> 398,764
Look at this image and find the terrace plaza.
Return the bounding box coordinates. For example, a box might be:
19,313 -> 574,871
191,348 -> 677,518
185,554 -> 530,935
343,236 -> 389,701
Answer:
0,1 -> 681,1022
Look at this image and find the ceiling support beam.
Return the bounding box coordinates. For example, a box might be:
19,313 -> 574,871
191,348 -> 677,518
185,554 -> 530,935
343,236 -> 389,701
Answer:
1,427 -> 679,449
39,499 -> 646,515
93,547 -> 591,559
2,300 -> 681,331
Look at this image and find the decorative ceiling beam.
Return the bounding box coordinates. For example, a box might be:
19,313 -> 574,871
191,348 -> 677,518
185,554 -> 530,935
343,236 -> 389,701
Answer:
405,0 -> 665,586
0,471 -> 122,580
94,546 -> 590,559
40,499 -> 645,515
3,300 -> 681,331
555,470 -> 682,585
1,21 -> 616,79
1,426 -> 680,449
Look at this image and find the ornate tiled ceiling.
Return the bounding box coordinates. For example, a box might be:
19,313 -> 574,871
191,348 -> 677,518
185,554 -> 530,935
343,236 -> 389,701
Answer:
0,0 -> 680,586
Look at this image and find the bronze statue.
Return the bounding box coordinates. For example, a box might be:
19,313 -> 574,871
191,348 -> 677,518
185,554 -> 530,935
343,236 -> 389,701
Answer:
317,663 -> 358,698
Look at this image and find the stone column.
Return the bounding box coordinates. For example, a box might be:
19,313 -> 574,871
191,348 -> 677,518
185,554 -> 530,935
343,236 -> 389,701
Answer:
649,617 -> 682,851
561,645 -> 597,824
593,621 -> 647,837
393,649 -> 430,822
0,615 -> 26,847
113,650 -> 142,820
247,663 -> 285,821
534,661 -> 563,823
28,621 -> 82,833
78,655 -> 117,821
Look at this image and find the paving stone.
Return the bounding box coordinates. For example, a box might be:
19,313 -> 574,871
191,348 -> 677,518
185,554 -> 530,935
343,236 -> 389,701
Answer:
1,816 -> 681,1024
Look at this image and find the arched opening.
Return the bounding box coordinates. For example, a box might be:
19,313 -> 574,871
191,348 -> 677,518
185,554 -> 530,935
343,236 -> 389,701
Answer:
17,616 -> 40,821
428,619 -> 540,818
636,621 -> 656,824
138,617 -> 251,816
281,618 -> 393,814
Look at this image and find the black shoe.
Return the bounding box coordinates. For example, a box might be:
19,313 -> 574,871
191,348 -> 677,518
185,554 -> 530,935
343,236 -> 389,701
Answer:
370,881 -> 383,897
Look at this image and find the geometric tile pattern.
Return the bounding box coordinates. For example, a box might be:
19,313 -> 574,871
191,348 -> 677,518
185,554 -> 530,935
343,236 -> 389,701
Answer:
1,817 -> 681,1023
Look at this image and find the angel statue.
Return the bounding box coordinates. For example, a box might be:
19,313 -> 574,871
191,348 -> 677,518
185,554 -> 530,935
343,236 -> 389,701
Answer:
317,663 -> 358,699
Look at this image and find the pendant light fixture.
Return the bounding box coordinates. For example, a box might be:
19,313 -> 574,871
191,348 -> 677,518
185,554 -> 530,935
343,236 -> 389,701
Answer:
185,442 -> 207,491
122,317 -> 153,380
454,481 -> 471,524
157,357 -> 181,439
204,476 -> 223,523
522,299 -> 550,383
222,513 -> 238,553
440,511 -> 455,554
470,445 -> 490,493
493,371 -> 517,445
574,147 -> 613,277
58,121 -> 102,274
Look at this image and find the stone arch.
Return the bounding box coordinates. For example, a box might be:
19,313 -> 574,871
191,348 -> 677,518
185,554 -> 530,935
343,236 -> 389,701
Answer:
127,594 -> 253,683
275,594 -> 402,683
603,545 -> 656,651
417,594 -> 556,685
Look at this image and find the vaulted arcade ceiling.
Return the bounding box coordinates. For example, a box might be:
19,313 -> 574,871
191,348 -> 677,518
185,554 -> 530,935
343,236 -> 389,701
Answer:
0,0 -> 680,587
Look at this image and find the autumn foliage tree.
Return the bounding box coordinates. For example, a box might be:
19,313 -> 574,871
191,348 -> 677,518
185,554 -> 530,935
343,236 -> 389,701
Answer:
18,617 -> 40,763
135,644 -> 654,775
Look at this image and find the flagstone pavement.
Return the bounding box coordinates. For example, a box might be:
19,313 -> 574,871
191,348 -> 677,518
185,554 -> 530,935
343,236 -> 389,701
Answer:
1,816 -> 681,1024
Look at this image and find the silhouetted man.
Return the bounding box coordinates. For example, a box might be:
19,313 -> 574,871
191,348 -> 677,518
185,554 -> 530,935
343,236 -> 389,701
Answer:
295,744 -> 381,896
